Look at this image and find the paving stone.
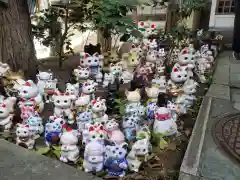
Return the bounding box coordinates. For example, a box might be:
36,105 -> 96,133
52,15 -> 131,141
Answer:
231,88 -> 240,102
206,84 -> 230,100
212,64 -> 229,85
231,63 -> 240,74
233,102 -> 240,111
178,172 -> 201,180
198,98 -> 240,180
230,73 -> 240,88
0,139 -> 100,180
217,53 -> 230,66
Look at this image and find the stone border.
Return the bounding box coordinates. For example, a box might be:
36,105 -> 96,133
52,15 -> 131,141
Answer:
179,96 -> 212,179
0,139 -> 101,180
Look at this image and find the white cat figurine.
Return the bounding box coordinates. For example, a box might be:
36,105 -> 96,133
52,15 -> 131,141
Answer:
16,123 -> 35,149
0,97 -> 16,131
60,131 -> 79,163
18,80 -> 44,113
153,107 -> 178,136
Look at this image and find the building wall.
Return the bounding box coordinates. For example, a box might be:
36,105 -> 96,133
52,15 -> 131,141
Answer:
209,0 -> 235,29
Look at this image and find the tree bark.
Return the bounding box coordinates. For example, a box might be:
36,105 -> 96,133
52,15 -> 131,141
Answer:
97,29 -> 111,53
0,0 -> 38,80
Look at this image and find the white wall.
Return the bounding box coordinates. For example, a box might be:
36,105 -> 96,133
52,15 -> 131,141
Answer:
209,0 -> 235,29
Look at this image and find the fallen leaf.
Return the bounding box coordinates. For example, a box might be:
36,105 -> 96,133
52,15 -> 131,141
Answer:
159,138 -> 168,149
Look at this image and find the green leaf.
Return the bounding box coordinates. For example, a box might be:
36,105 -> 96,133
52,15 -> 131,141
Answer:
52,149 -> 61,158
159,137 -> 168,149
35,147 -> 50,155
52,145 -> 61,151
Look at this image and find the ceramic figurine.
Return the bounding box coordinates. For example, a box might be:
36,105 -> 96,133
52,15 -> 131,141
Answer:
175,79 -> 198,114
0,97 -> 17,131
83,123 -> 106,145
136,125 -> 151,141
36,70 -> 53,82
76,110 -> 93,133
146,49 -> 158,69
59,131 -> 79,163
138,21 -> 158,38
80,52 -> 102,76
103,73 -> 114,88
125,103 -> 145,117
127,138 -> 152,172
106,76 -> 120,115
83,140 -> 105,173
152,76 -> 167,93
167,101 -> 178,122
200,44 -> 214,66
36,70 -> 56,96
170,47 -> 180,63
75,95 -> 90,113
25,114 -> 44,139
125,103 -> 139,116
44,117 -> 63,146
73,66 -> 90,86
19,103 -> 36,124
153,107 -> 178,136
0,62 -> 10,76
91,98 -> 108,123
122,116 -> 137,141
109,62 -> 123,77
157,48 -> 166,65
44,79 -> 58,103
122,47 -> 140,72
18,80 -> 44,113
104,119 -> 125,144
146,101 -> 157,125
95,70 -> 103,83
81,80 -> 98,101
66,82 -> 79,97
155,63 -> 165,77
195,59 -> 208,83
120,71 -> 133,84
49,115 -> 66,126
125,89 -> 141,104
16,123 -> 35,149
177,48 -> 196,78
168,63 -> 188,90
135,64 -> 152,81
105,142 -> 128,177
145,86 -> 160,103
52,91 -> 75,120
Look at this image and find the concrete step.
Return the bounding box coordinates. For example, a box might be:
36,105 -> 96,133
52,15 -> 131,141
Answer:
0,139 -> 100,180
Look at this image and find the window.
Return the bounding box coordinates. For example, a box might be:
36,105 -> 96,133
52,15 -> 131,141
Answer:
216,0 -> 234,14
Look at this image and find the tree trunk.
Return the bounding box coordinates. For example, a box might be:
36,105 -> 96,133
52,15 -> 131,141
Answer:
0,0 -> 38,80
97,29 -> 111,53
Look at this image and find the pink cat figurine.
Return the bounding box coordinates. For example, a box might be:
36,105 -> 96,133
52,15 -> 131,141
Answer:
104,119 -> 125,145
19,104 -> 36,124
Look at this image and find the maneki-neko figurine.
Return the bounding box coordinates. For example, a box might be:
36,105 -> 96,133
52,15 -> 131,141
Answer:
167,63 -> 187,97
79,52 -> 103,78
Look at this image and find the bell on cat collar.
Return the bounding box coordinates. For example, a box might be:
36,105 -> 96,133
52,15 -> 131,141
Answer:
169,88 -> 183,96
